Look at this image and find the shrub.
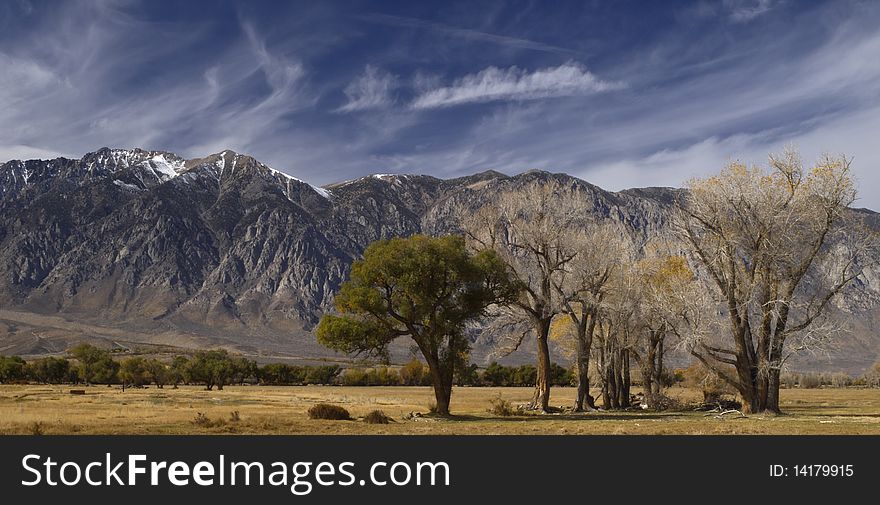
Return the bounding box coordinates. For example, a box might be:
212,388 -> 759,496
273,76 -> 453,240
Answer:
308,403 -> 351,420
682,362 -> 735,402
400,359 -> 427,385
863,360 -> 880,388
230,410 -> 241,422
363,410 -> 392,424
487,396 -> 516,416
340,367 -> 400,386
799,373 -> 821,389
341,368 -> 368,386
304,365 -> 342,385
193,412 -> 211,426
781,373 -> 798,388
830,373 -> 853,388
659,369 -> 680,388
28,421 -> 46,436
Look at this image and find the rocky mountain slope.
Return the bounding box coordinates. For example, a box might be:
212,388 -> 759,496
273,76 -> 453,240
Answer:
1,148 -> 878,373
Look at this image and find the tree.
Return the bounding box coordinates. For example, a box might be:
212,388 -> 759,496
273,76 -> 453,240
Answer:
455,362 -> 480,386
0,355 -> 27,383
69,343 -> 118,385
303,365 -> 342,385
592,270 -> 639,409
316,235 -> 516,415
260,363 -> 306,385
552,224 -> 625,411
630,255 -> 700,409
27,357 -> 70,384
231,357 -> 258,385
169,356 -> 190,386
482,362 -> 511,386
145,359 -> 169,388
119,357 -> 149,387
677,148 -> 877,413
864,360 -> 880,388
463,179 -> 594,411
187,350 -> 236,390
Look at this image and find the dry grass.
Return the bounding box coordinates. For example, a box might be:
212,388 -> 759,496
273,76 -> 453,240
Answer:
0,385 -> 878,435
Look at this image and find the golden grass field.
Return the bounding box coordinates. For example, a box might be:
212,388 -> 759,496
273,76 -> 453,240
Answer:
1,384 -> 878,435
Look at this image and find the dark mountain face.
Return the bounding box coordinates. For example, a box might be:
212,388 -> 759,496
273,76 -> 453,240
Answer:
1,149 -> 878,373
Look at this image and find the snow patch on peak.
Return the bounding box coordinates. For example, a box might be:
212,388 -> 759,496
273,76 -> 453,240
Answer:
311,185 -> 332,199
113,179 -> 144,191
145,154 -> 184,179
264,165 -> 332,199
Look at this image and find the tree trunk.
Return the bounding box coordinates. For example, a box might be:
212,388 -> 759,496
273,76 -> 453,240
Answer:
431,375 -> 452,416
573,314 -> 595,412
573,325 -> 595,411
529,317 -> 553,412
618,351 -> 631,408
421,344 -> 455,416
574,361 -> 593,411
765,368 -> 781,414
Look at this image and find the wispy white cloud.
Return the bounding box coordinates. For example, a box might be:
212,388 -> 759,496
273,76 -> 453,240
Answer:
682,0 -> 778,23
336,65 -> 397,112
410,62 -> 623,109
0,3 -> 315,164
726,0 -> 777,23
360,13 -> 580,55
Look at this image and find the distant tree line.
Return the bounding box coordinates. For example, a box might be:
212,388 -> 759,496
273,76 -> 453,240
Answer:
0,345 -> 580,389
336,359 -> 574,387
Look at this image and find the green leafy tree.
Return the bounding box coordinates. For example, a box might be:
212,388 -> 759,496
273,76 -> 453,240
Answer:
455,362 -> 480,386
69,344 -> 118,384
304,365 -> 342,385
169,356 -> 190,386
0,355 -> 27,383
482,362 -> 510,386
119,357 -> 150,387
145,359 -> 170,388
27,357 -> 70,384
231,357 -> 258,385
187,350 -> 236,390
317,235 -> 516,415
259,363 -> 307,385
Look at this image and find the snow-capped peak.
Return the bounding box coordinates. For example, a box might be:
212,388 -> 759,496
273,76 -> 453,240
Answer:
142,154 -> 184,180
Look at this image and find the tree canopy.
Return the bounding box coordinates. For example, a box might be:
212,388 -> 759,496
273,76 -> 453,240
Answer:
317,234 -> 517,414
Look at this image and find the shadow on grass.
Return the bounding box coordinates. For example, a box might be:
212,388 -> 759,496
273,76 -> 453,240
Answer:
440,412 -> 685,422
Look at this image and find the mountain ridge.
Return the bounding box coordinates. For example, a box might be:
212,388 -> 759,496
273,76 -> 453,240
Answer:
1,148 -> 878,374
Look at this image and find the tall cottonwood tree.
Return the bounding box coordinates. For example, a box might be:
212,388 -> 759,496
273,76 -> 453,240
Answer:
630,255 -> 700,409
552,224 -> 626,411
677,148 -> 875,413
316,235 -> 515,415
463,180 -> 589,412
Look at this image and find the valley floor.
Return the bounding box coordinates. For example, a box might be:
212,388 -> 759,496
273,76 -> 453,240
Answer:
1,385 -> 878,435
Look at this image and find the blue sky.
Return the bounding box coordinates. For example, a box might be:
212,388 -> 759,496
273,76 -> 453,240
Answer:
2,0 -> 880,209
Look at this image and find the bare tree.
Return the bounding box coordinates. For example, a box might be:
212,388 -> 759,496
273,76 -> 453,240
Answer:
629,255 -> 701,409
676,148 -> 877,413
463,178 -> 591,411
552,224 -> 627,411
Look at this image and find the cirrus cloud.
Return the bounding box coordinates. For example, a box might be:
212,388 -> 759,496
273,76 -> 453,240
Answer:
410,62 -> 624,109
336,65 -> 397,113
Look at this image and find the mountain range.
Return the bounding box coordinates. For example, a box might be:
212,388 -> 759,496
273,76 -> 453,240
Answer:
1,148 -> 878,374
